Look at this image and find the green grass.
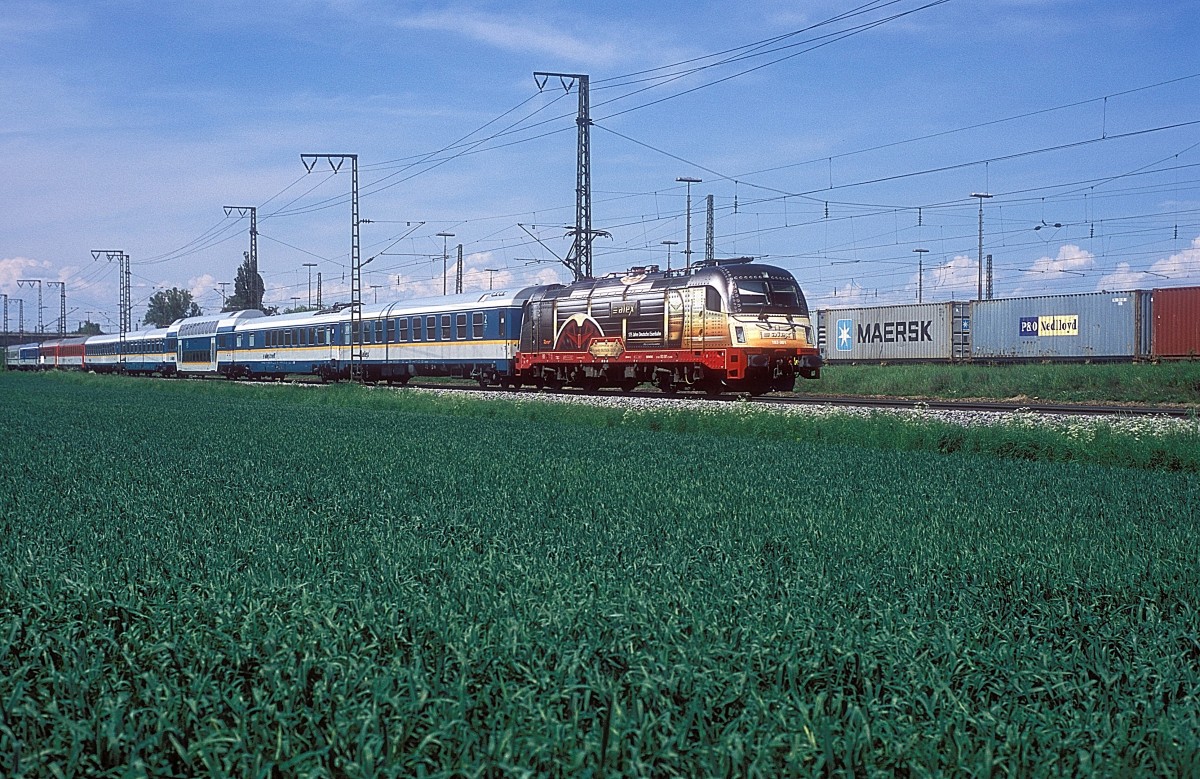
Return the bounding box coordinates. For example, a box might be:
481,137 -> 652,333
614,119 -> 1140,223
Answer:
805,361 -> 1200,406
1,373 -> 1199,776
19,371 -> 1200,473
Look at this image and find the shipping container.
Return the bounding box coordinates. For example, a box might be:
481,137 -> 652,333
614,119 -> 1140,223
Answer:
970,290 -> 1150,361
818,302 -> 969,362
1151,285 -> 1200,359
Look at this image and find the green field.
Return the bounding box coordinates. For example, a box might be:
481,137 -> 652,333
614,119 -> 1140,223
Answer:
805,361 -> 1200,407
2,373 -> 1198,777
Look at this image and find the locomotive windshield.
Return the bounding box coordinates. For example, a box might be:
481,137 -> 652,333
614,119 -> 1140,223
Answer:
732,277 -> 808,315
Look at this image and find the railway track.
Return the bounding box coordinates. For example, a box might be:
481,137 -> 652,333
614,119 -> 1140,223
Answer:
403,381 -> 1196,419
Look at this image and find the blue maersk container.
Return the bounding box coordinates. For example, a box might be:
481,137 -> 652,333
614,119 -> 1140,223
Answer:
970,290 -> 1151,360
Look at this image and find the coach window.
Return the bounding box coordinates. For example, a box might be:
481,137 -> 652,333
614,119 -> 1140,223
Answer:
441,315 -> 452,340
399,318 -> 409,342
386,319 -> 395,343
472,311 -> 485,339
413,317 -> 422,341
456,313 -> 468,340
426,316 -> 437,341
374,320 -> 384,343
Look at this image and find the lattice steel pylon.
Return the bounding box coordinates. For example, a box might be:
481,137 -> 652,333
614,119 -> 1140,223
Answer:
15,279 -> 42,334
534,71 -> 607,281
705,194 -> 715,263
301,154 -> 361,381
456,244 -> 463,294
91,250 -> 130,365
47,281 -> 65,335
223,206 -> 259,308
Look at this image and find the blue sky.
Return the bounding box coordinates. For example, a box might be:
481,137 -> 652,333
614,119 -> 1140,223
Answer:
2,0 -> 1198,332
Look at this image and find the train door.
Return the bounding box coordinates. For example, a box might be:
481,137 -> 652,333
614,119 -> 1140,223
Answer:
536,301 -> 555,350
666,290 -> 686,349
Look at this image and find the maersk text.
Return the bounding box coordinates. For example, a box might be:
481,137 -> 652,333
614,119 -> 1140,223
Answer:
857,320 -> 933,344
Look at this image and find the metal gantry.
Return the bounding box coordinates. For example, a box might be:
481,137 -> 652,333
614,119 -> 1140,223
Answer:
47,281 -> 65,335
16,279 -> 42,333
705,194 -> 715,263
535,71 -> 608,281
676,177 -> 702,271
913,248 -> 929,303
224,206 -> 259,308
302,263 -> 317,308
455,244 -> 464,295
92,250 -> 131,365
972,193 -> 993,301
437,232 -> 454,295
301,154 -> 360,380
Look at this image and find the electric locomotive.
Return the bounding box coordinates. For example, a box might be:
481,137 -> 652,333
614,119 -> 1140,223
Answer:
514,258 -> 821,394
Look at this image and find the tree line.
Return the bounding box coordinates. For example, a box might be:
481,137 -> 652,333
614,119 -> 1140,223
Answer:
139,252 -> 301,329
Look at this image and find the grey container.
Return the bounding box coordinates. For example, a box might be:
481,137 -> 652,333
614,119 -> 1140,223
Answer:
818,302 -> 969,362
970,290 -> 1150,361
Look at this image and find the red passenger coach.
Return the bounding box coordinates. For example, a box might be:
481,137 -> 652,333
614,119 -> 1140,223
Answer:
514,259 -> 821,395
36,336 -> 89,370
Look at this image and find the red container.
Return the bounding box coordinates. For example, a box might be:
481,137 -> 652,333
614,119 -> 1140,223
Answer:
1152,286 -> 1200,359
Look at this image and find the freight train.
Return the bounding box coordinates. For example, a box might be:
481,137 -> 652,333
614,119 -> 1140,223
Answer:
4,259 -> 824,395
816,285 -> 1200,364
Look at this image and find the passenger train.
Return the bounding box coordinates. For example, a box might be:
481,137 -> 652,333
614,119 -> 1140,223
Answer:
4,259 -> 824,395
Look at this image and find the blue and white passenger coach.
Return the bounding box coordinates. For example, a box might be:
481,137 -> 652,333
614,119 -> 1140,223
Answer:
168,286 -> 551,382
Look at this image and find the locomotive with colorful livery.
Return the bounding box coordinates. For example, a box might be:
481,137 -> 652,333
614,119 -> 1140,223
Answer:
514,258 -> 821,394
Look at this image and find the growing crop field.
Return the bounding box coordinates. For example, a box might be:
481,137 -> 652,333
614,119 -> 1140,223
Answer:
1,373 -> 1198,777
806,361 -> 1200,406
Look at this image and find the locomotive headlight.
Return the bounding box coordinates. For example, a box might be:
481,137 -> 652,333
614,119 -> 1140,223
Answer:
735,326 -> 746,344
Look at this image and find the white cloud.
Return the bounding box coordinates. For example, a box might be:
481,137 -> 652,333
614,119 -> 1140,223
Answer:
0,256 -> 53,292
1095,236 -> 1200,291
187,274 -> 220,302
928,254 -> 979,299
1027,244 -> 1095,274
395,9 -> 627,67
1146,236 -> 1200,282
1010,244 -> 1095,295
0,2 -> 85,41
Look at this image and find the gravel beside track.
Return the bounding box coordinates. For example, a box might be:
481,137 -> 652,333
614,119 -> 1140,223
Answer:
398,383 -> 1198,437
